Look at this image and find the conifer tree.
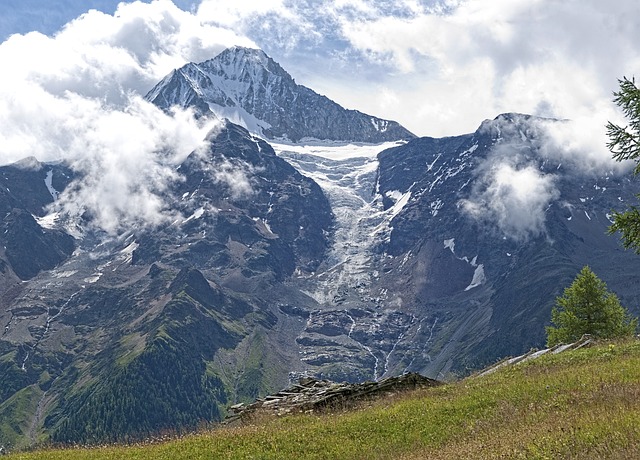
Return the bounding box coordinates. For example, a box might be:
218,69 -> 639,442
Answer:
607,77 -> 640,251
546,266 -> 637,346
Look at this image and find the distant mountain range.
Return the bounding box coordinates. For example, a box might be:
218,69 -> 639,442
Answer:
0,46 -> 638,450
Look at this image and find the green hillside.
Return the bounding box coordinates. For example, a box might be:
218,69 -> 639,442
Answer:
7,339 -> 640,459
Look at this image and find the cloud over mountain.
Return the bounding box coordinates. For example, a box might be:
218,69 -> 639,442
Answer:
0,0 -> 242,233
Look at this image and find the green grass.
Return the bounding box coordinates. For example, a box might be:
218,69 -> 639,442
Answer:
8,339 -> 640,459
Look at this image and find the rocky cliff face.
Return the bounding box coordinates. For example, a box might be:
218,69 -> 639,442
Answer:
146,46 -> 415,143
0,159 -> 75,284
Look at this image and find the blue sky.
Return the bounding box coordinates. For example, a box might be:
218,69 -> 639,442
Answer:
0,1 -> 196,40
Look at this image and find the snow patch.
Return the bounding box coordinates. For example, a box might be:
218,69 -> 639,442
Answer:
385,190 -> 404,202
443,238 -> 455,253
253,217 -> 275,235
84,273 -> 102,284
119,241 -> 139,265
272,140 -> 400,161
208,102 -> 272,135
35,212 -> 60,229
182,207 -> 205,224
389,190 -> 411,219
371,118 -> 389,133
44,170 -> 59,201
426,153 -> 442,171
466,144 -> 478,154
53,270 -> 78,278
430,199 -> 443,216
465,264 -> 486,291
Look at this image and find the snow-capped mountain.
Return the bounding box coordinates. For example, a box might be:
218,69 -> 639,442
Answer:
1,48 -> 639,450
145,46 -> 415,143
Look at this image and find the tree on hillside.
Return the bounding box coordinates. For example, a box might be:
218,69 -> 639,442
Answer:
607,77 -> 640,251
546,266 -> 637,346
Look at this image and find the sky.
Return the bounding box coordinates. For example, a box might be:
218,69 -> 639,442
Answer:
0,0 -> 638,235
1,0 -> 639,138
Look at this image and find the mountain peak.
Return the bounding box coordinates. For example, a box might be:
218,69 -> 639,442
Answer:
11,156 -> 44,171
218,45 -> 272,64
202,46 -> 288,80
146,47 -> 415,143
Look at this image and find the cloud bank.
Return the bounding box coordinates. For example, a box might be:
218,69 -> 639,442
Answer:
323,0 -> 640,139
48,96 -> 214,235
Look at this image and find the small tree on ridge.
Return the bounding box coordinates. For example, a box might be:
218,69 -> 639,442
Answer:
546,266 -> 637,346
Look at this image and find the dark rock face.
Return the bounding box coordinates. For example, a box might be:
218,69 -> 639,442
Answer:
0,157 -> 72,216
146,46 -> 416,143
0,120 -> 334,449
2,209 -> 74,280
0,160 -> 75,282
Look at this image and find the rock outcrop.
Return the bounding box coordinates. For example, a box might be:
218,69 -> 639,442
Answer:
225,372 -> 441,424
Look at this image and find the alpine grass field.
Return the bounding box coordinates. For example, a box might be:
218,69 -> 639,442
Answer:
7,338 -> 640,460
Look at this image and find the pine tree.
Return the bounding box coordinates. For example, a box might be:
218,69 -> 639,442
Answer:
607,77 -> 640,251
546,266 -> 637,346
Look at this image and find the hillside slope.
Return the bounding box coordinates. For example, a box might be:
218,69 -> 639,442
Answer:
7,338 -> 640,459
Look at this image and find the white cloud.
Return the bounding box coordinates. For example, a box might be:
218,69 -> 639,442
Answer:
312,0 -> 640,141
458,114 -> 560,241
197,0 -> 295,26
48,96 -> 216,235
0,0 -> 248,234
212,159 -> 255,199
537,115 -> 632,176
196,0 -> 316,53
460,162 -> 559,242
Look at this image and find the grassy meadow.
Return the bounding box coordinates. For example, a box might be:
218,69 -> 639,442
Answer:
7,339 -> 640,459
